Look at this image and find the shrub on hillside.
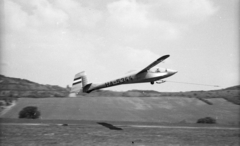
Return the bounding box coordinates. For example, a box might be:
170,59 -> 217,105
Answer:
0,96 -> 18,106
197,117 -> 216,124
18,106 -> 41,119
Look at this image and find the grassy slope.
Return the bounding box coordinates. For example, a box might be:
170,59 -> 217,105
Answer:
80,87 -> 240,105
1,97 -> 239,125
0,74 -> 69,98
0,75 -> 239,124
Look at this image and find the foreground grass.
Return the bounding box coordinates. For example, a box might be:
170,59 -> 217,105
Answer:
1,120 -> 239,146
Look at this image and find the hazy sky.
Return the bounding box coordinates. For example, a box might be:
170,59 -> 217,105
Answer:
1,0 -> 239,92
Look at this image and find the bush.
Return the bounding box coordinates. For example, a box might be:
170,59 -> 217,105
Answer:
197,117 -> 216,124
18,106 -> 41,119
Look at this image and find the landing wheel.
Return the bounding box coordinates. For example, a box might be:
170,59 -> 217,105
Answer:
150,81 -> 154,85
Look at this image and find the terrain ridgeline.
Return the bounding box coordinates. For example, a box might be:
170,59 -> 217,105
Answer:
0,74 -> 239,105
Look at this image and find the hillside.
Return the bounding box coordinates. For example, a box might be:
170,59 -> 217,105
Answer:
1,97 -> 239,125
0,74 -> 70,98
0,75 -> 239,124
81,86 -> 240,105
0,74 -> 239,106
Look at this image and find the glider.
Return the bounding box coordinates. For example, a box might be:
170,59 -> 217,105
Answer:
71,55 -> 177,94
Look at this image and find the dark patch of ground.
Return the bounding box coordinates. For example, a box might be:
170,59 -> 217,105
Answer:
0,119 -> 239,146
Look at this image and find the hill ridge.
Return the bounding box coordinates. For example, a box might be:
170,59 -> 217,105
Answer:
0,74 -> 239,105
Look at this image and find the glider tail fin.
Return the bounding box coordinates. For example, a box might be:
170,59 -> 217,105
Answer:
71,71 -> 88,94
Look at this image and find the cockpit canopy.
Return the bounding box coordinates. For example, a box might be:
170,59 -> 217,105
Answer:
148,67 -> 167,73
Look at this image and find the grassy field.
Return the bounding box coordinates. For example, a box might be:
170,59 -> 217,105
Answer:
1,120 -> 239,146
1,97 -> 239,125
1,96 -> 239,145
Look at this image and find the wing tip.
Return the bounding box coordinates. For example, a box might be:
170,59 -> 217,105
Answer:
157,54 -> 170,61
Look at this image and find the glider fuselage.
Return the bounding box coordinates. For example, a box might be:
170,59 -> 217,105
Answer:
71,55 -> 178,94
87,69 -> 177,93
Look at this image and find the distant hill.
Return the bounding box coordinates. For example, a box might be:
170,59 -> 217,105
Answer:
0,74 -> 70,98
223,85 -> 240,90
0,74 -> 239,105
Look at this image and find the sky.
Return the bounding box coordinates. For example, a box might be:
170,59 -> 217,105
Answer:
1,0 -> 239,92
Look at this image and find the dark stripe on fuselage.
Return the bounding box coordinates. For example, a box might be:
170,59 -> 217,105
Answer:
74,77 -> 82,81
72,81 -> 82,85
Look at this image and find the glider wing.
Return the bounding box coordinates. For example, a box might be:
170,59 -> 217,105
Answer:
136,55 -> 170,75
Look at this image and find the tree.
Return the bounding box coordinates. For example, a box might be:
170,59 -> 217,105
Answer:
18,106 -> 41,119
197,117 -> 216,124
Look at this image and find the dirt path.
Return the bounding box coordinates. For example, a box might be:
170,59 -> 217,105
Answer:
0,101 -> 17,117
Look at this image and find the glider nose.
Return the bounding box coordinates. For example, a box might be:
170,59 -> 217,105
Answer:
168,69 -> 178,75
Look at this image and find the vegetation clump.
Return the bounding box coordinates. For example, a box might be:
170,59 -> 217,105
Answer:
197,117 -> 216,124
18,106 -> 41,119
